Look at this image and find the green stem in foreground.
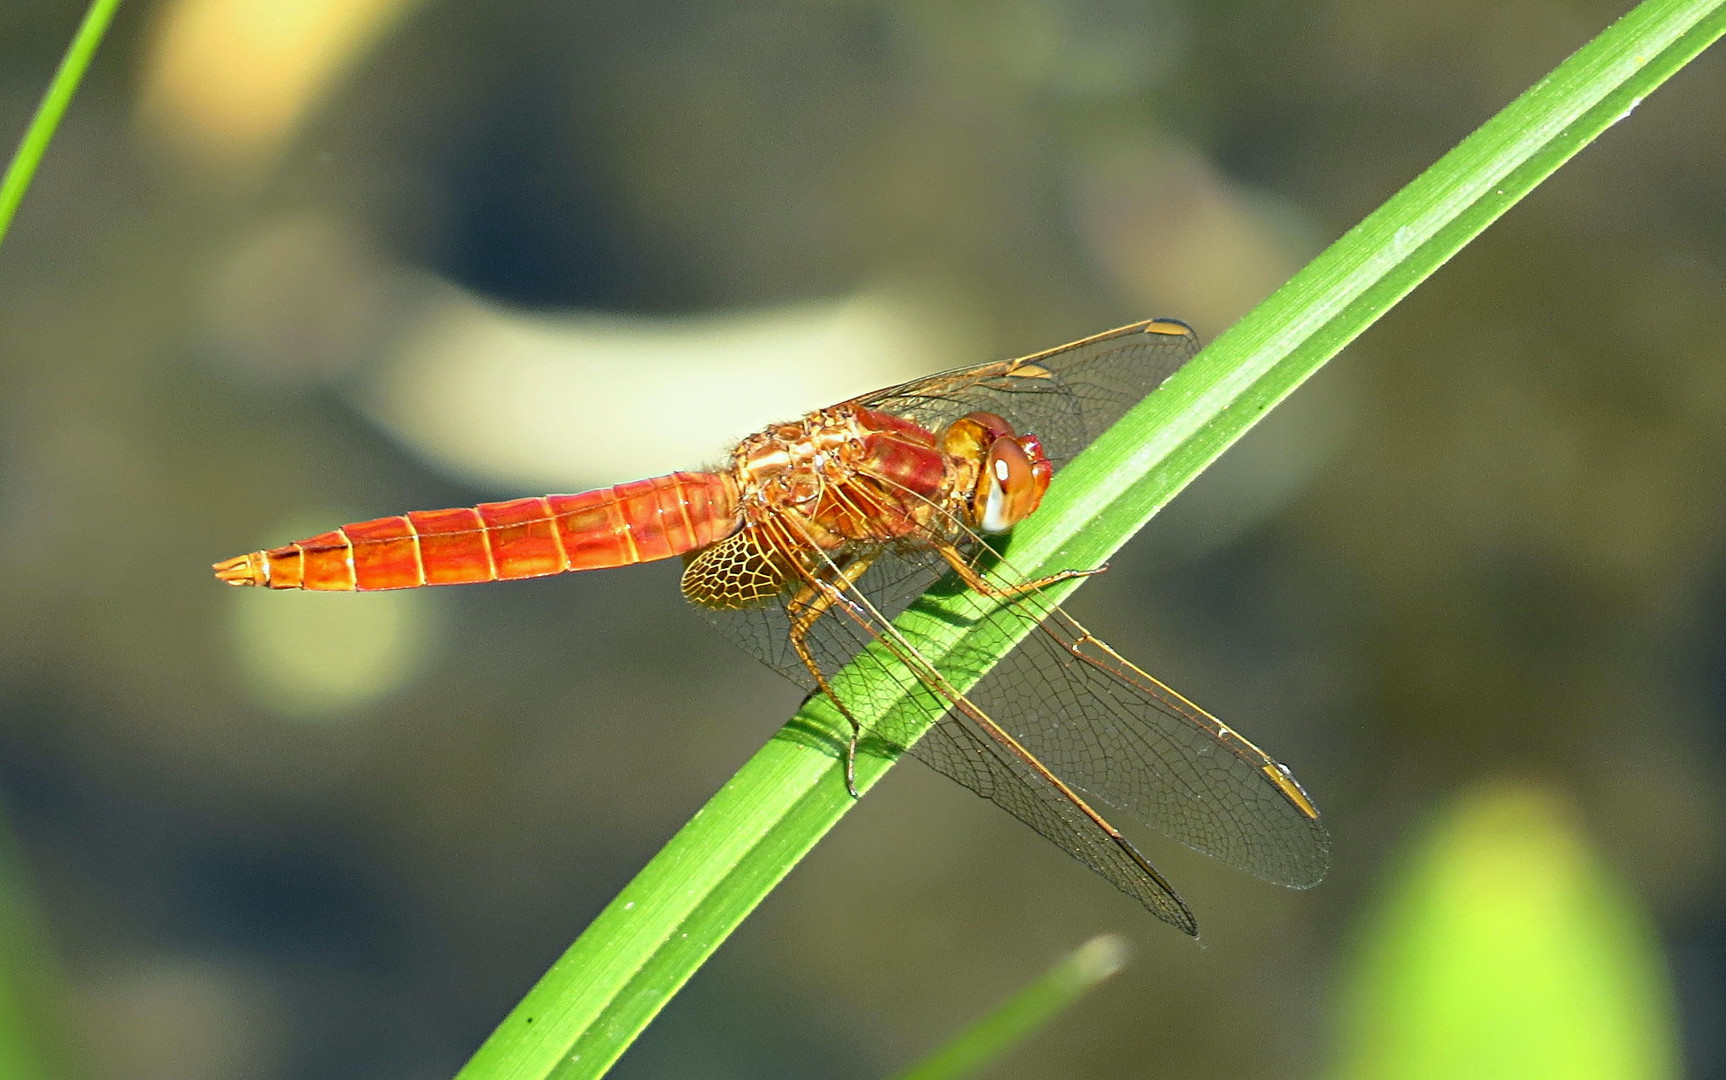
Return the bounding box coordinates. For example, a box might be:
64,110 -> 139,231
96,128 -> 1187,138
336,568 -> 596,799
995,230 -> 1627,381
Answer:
0,0 -> 124,251
455,3 -> 1726,1078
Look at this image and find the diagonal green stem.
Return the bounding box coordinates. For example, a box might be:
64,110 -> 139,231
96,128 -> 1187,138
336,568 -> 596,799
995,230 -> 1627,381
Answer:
0,0 -> 124,251
453,3 -> 1726,1077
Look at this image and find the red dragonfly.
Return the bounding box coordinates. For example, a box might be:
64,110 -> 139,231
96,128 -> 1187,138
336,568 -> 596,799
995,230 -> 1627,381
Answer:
215,319 -> 1327,934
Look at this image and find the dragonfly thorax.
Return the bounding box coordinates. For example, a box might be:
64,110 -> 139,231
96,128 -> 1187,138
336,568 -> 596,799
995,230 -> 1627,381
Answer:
725,404 -> 1051,550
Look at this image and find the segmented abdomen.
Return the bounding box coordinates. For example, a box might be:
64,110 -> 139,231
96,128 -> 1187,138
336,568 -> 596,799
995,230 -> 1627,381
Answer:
214,472 -> 739,590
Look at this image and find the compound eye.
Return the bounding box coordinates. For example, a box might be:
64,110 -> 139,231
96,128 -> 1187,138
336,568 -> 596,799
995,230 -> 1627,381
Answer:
964,411 -> 1015,442
941,411 -> 1017,460
973,436 -> 1046,533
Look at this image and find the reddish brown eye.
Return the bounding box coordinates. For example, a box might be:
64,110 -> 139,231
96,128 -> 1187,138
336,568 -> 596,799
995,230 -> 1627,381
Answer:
973,436 -> 1047,533
942,411 -> 1019,461
966,411 -> 1015,441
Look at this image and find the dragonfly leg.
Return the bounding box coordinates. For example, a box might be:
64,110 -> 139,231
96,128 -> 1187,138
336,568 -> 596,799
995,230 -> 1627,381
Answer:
787,587 -> 863,795
785,552 -> 879,797
932,542 -> 1104,599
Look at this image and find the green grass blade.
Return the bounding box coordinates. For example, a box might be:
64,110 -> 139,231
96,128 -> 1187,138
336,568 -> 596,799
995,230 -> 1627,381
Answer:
453,3 -> 1726,1077
0,0 -> 124,250
889,935 -> 1129,1080
0,5 -> 125,1076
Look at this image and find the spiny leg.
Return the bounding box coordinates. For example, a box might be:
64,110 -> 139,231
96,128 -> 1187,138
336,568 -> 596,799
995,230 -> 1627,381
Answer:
785,581 -> 861,792
932,541 -> 1103,599
838,453 -> 1103,602
784,551 -> 879,797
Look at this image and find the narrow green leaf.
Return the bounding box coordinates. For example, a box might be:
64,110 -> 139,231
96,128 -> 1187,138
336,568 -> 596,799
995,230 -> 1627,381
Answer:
1329,783 -> 1680,1080
454,3 -> 1726,1077
0,7 -> 125,1076
0,0 -> 124,251
889,934 -> 1129,1080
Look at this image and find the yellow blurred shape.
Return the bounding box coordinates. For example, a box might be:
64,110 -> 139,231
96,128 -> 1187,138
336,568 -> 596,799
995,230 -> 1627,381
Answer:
352,287 -> 956,492
1332,782 -> 1680,1080
228,553 -> 443,719
139,0 -> 420,177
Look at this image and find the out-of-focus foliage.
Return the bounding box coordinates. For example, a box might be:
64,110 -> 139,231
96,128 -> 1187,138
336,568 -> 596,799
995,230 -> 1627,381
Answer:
0,813 -> 76,1079
1331,782 -> 1680,1080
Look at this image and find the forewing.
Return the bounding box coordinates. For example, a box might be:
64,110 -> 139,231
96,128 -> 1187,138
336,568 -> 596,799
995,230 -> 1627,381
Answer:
684,318 -> 1322,923
696,318 -> 1200,684
768,545 -> 1201,932
690,524 -> 1324,922
942,604 -> 1331,888
854,319 -> 1199,465
908,703 -> 1198,933
850,441 -> 1331,888
684,527 -> 1198,928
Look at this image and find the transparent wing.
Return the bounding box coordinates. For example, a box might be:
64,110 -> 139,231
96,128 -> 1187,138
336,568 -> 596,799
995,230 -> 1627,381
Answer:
707,316 -> 1203,667
687,317 -> 1326,929
693,538 -> 1201,933
690,534 -> 1327,932
851,318 -> 1199,466
928,590 -> 1330,889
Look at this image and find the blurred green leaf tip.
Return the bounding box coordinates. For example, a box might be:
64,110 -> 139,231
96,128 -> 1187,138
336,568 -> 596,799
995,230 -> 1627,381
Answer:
1330,782 -> 1681,1080
891,934 -> 1129,1080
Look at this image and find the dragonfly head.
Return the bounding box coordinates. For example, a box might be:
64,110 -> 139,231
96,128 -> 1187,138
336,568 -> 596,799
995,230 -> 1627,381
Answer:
946,411 -> 1055,534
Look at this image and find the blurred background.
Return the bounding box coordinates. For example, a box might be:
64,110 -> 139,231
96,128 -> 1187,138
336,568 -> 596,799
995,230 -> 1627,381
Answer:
1,0 -> 1723,1077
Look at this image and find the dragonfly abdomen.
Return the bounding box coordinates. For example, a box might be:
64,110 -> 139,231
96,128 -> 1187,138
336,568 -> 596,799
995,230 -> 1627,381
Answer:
214,472 -> 739,590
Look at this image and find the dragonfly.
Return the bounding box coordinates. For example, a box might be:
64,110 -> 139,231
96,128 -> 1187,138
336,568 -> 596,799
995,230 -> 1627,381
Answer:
214,318 -> 1328,934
